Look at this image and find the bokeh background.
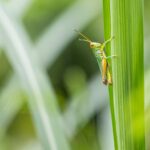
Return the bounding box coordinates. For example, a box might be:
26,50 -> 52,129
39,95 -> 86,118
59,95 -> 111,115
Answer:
0,0 -> 150,150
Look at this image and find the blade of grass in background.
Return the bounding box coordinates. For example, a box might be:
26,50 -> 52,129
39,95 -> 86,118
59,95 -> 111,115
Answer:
145,70 -> 150,149
3,0 -> 32,19
64,75 -> 108,138
97,106 -> 114,150
0,6 -> 70,150
0,0 -> 100,137
103,0 -> 145,149
0,65 -> 27,137
0,76 -> 25,137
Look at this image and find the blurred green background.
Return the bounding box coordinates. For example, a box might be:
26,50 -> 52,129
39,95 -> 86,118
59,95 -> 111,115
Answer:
0,0 -> 149,150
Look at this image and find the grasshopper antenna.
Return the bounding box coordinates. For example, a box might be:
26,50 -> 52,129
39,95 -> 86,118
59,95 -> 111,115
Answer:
74,29 -> 92,43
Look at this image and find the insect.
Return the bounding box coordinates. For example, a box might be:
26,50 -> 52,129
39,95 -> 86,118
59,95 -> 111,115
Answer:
75,29 -> 116,85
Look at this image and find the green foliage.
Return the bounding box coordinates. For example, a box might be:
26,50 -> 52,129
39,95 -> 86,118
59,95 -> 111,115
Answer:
0,0 -> 149,149
103,0 -> 118,149
23,0 -> 75,40
103,0 -> 145,149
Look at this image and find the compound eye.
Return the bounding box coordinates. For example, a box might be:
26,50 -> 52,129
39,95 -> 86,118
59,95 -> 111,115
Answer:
90,43 -> 94,48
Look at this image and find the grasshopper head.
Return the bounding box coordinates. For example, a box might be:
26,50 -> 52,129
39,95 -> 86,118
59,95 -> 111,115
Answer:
74,29 -> 102,50
90,42 -> 101,49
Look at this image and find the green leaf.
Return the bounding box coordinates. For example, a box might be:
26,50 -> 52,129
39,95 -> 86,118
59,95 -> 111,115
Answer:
0,6 -> 70,150
103,0 -> 118,149
103,0 -> 145,149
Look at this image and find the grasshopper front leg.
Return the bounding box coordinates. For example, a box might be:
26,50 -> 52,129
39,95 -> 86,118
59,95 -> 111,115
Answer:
96,51 -> 117,59
103,36 -> 115,46
105,55 -> 117,59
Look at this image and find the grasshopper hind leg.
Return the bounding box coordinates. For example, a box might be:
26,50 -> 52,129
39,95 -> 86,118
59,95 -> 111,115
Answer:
107,64 -> 112,85
101,58 -> 108,85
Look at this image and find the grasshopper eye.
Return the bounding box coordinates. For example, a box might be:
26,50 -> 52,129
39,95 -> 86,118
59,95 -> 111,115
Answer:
90,43 -> 95,48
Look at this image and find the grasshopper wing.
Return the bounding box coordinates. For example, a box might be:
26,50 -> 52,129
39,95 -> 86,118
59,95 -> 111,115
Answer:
94,52 -> 107,85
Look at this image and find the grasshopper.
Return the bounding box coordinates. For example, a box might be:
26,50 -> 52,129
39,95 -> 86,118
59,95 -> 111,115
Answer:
75,30 -> 116,85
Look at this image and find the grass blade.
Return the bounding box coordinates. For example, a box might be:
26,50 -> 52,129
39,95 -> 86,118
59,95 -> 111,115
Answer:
0,0 -> 100,137
97,106 -> 114,150
0,6 -> 70,150
103,0 -> 118,149
3,0 -> 32,18
64,75 -> 108,138
0,76 -> 25,137
103,0 -> 145,149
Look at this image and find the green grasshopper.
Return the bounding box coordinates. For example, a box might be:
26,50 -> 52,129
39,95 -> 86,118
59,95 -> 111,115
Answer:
75,30 -> 116,85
